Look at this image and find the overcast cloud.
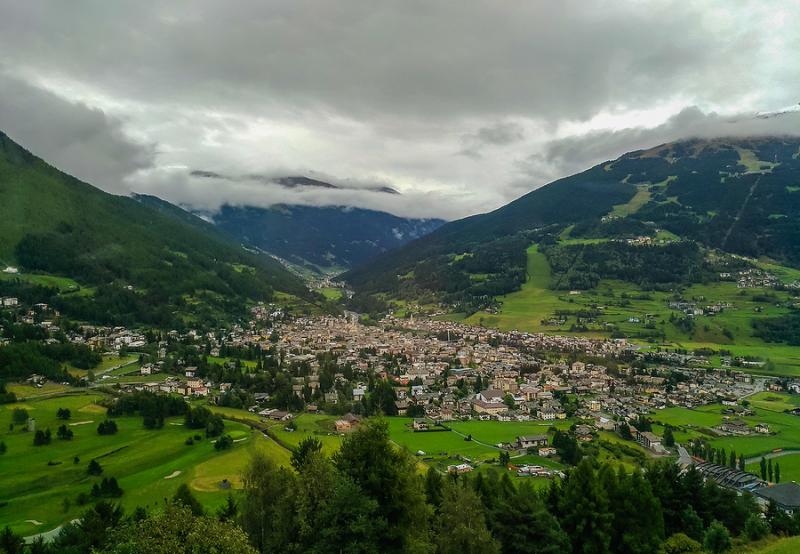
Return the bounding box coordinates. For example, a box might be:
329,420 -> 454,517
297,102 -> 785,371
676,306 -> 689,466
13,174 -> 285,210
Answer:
0,1 -> 798,219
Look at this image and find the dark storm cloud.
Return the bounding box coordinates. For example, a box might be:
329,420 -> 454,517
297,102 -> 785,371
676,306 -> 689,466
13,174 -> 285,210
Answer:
0,1 -> 796,218
459,121 -> 526,158
0,1 -> 765,122
0,72 -> 155,192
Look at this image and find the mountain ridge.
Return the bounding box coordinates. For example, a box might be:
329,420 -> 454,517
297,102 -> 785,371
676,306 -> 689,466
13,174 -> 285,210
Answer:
0,130 -> 309,327
344,136 -> 800,309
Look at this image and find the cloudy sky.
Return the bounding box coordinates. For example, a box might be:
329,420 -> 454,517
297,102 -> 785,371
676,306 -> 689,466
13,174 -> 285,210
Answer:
1,1 -> 798,220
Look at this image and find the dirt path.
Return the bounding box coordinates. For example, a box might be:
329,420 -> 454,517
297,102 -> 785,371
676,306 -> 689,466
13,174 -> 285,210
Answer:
164,470 -> 182,480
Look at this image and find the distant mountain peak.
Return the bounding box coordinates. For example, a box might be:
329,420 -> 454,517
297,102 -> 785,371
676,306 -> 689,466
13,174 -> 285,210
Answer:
189,170 -> 400,195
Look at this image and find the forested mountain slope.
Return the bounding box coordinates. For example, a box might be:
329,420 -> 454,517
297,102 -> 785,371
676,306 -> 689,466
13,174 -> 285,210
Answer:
0,131 -> 308,327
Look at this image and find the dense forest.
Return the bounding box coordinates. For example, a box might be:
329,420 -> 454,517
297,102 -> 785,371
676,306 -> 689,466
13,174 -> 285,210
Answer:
542,241 -> 711,291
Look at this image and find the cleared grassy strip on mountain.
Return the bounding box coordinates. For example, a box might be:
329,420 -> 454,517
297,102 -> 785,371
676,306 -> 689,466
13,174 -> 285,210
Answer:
463,244 -> 576,332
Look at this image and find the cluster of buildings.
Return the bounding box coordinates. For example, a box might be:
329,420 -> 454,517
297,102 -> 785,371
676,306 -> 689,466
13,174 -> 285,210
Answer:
267,316 -> 767,437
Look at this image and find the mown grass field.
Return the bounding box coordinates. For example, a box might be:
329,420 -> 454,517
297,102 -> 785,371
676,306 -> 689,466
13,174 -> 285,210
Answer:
458,242 -> 800,376
650,402 -> 800,459
0,392 -> 270,536
743,536 -> 800,553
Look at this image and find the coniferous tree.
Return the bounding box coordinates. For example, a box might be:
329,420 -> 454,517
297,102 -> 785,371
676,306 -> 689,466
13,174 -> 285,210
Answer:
436,481 -> 500,554
559,458 -> 613,554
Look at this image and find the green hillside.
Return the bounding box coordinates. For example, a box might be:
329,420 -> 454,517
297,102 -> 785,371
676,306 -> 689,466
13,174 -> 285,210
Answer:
345,138 -> 800,370
0,131 -> 308,327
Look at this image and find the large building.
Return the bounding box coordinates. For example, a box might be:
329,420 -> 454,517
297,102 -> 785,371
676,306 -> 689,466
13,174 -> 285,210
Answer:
754,483 -> 800,514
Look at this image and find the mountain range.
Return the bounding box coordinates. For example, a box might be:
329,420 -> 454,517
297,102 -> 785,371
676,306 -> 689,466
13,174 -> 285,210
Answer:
344,137 -> 800,310
199,203 -> 444,274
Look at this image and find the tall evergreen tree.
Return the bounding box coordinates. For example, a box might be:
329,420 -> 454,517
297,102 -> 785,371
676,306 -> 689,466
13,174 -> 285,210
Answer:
333,418 -> 432,553
559,458 -> 613,554
488,481 -> 570,554
436,482 -> 500,554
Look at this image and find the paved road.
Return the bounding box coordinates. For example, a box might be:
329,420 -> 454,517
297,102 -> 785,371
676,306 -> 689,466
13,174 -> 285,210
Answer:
745,449 -> 800,465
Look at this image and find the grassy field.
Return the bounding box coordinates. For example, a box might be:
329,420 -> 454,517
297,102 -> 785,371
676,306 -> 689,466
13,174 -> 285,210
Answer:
743,536 -> 800,553
207,356 -> 258,370
318,287 -> 344,301
463,244 -> 577,333
0,392 -> 262,536
650,403 -> 800,458
746,452 -> 800,482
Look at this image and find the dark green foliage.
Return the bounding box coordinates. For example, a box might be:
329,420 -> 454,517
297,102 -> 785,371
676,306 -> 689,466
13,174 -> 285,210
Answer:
663,426 -> 675,447
183,405 -> 225,437
173,483 -> 204,516
0,340 -> 92,381
557,458 -> 614,553
543,241 -> 709,290
291,436 -> 323,472
56,424 -> 74,440
97,419 -> 118,435
744,513 -> 770,541
91,477 -> 123,498
0,441 -> 6,455
435,481 -> 500,554
51,501 -> 124,553
33,428 -> 51,446
752,312 -> 800,345
0,382 -> 16,404
105,502 -> 256,553
552,430 -> 582,465
488,481 -> 570,554
332,419 -> 432,552
11,407 -> 28,425
57,407 -> 71,420
214,434 -> 233,450
88,459 -> 103,476
703,520 -> 731,554
107,391 -> 187,429
0,525 -> 23,554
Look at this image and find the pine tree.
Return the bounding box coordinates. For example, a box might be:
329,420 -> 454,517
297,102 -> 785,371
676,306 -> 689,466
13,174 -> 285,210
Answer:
760,457 -> 767,480
768,458 -> 773,482
435,482 -> 500,554
775,462 -> 781,483
663,426 -> 675,447
559,458 -> 613,554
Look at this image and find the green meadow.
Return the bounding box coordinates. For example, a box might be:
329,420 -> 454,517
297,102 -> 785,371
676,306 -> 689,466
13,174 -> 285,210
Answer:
649,402 -> 800,459
0,392 -> 275,536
